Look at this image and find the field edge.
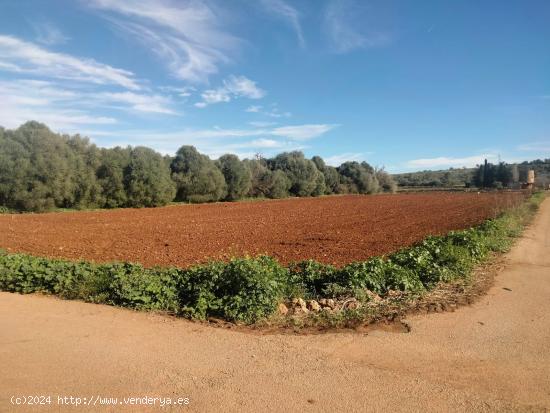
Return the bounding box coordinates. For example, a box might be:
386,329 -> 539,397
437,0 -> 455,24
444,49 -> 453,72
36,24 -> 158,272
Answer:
0,192 -> 546,330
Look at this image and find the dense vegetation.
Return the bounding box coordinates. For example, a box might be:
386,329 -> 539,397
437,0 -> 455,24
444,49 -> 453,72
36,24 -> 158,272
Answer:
0,122 -> 395,212
393,168 -> 475,188
393,159 -> 550,189
0,192 -> 543,325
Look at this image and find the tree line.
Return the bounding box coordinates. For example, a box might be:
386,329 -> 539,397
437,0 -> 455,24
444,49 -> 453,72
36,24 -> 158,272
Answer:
472,159 -> 550,189
394,159 -> 550,189
393,168 -> 475,188
0,122 -> 396,212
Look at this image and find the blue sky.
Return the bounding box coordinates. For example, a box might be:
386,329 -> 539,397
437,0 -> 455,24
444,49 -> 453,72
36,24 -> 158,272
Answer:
0,0 -> 548,172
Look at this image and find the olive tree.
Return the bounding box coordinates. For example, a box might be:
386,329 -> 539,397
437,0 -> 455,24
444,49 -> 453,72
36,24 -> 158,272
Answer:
170,146 -> 227,203
216,154 -> 251,201
125,147 -> 176,207
268,151 -> 324,197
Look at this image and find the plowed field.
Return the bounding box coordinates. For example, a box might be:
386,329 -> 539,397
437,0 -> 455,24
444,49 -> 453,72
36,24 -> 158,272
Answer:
0,193 -> 525,268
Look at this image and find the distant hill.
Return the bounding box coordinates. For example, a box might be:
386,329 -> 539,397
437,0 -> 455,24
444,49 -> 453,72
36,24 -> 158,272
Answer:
392,168 -> 475,188
393,159 -> 550,189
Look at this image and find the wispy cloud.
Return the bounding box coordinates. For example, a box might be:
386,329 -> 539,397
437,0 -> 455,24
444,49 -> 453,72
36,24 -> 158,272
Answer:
324,152 -> 369,166
246,105 -> 262,113
517,141 -> 550,153
271,124 -> 338,140
406,154 -> 500,169
247,138 -> 285,148
246,103 -> 291,118
195,75 -> 265,108
0,80 -> 117,131
87,122 -> 336,158
0,78 -> 177,131
32,22 -> 70,45
324,0 -> 391,53
248,121 -> 277,127
259,0 -> 305,47
88,0 -> 239,83
132,123 -> 335,141
92,91 -> 176,114
0,35 -> 139,89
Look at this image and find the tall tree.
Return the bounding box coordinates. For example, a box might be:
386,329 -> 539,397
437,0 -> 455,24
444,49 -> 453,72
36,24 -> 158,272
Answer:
268,151 -> 324,197
125,147 -> 176,207
216,154 -> 251,201
338,161 -> 380,194
170,146 -> 227,203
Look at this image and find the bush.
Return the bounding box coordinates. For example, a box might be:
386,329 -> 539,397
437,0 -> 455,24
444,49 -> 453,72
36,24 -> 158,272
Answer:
0,252 -> 287,324
214,257 -> 287,323
288,260 -> 338,298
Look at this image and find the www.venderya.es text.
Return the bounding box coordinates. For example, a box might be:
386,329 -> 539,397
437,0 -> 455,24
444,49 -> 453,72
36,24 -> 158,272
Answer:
10,395 -> 190,408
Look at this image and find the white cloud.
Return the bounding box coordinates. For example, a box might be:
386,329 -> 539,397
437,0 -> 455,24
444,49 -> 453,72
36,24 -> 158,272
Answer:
0,79 -> 116,130
0,103 -> 116,131
86,122 -> 334,157
324,152 -> 368,166
246,104 -> 290,118
195,88 -> 231,107
248,138 -> 284,148
271,124 -> 338,140
517,141 -> 550,152
0,78 -> 180,133
406,154 -> 500,169
32,22 -> 70,45
267,108 -> 291,118
195,75 -> 265,108
224,75 -> 265,99
248,121 -> 276,127
259,0 -> 305,47
88,0 -> 239,83
149,124 -> 333,142
93,91 -> 176,114
0,35 -> 140,90
324,0 -> 391,53
246,105 -> 262,113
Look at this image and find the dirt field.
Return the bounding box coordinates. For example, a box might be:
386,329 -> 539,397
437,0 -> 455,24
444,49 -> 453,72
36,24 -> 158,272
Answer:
0,193 -> 524,268
0,197 -> 548,412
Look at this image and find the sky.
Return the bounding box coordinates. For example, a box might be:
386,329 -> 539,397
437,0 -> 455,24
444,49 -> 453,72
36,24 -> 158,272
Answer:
0,0 -> 548,172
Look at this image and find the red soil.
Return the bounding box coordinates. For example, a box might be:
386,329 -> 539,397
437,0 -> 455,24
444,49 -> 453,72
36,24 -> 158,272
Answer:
0,193 -> 525,268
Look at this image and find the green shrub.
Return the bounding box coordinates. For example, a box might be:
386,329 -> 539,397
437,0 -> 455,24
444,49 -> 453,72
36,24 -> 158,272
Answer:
108,263 -> 181,311
335,259 -> 390,295
215,257 -> 287,323
288,260 -> 337,298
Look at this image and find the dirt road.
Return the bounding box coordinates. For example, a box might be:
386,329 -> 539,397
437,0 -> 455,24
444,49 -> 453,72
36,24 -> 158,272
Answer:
1,198 -> 549,412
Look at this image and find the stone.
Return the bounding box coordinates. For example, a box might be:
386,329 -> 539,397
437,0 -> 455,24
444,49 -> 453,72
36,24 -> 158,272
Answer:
291,298 -> 309,314
365,290 -> 382,302
307,300 -> 321,312
343,298 -> 362,310
277,303 -> 289,316
319,298 -> 336,309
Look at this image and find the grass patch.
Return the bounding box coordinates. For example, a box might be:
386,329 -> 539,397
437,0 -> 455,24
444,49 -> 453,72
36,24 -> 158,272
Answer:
0,192 -> 546,326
